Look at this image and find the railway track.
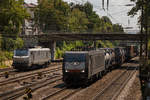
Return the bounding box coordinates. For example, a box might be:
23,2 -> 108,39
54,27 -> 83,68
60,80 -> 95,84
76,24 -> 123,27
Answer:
42,86 -> 82,100
92,66 -> 137,100
0,68 -> 17,76
0,63 -> 61,78
61,88 -> 82,100
0,66 -> 62,86
0,67 -> 13,72
0,75 -> 62,100
42,86 -> 67,100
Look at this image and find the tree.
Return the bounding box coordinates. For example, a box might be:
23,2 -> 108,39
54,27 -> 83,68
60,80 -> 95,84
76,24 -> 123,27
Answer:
128,0 -> 150,30
0,0 -> 29,36
68,8 -> 88,32
35,1 -> 124,33
35,0 -> 71,32
0,0 -> 29,50
113,24 -> 124,32
101,16 -> 112,24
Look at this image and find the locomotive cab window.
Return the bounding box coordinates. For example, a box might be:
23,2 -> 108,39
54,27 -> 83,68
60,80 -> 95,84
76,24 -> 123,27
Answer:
14,49 -> 29,56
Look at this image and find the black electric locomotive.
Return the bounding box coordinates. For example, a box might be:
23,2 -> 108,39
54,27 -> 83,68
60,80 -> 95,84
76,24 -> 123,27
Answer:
63,50 -> 105,85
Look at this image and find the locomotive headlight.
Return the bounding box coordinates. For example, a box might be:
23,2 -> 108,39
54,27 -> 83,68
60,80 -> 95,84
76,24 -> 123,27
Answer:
65,70 -> 68,72
81,70 -> 85,73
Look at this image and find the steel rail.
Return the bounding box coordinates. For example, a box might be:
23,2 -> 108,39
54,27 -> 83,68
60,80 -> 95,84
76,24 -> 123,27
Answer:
111,70 -> 137,100
42,87 -> 82,100
42,87 -> 67,100
0,66 -> 62,86
61,88 -> 82,100
0,68 -> 13,72
0,63 -> 61,77
92,66 -> 137,100
0,76 -> 62,100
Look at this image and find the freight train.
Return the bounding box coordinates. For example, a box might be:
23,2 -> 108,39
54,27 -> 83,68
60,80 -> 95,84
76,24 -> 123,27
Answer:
62,45 -> 138,86
12,47 -> 51,70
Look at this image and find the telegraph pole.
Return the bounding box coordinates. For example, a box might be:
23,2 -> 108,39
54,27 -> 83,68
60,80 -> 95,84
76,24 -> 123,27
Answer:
140,0 -> 144,59
139,0 -> 144,96
145,0 -> 148,59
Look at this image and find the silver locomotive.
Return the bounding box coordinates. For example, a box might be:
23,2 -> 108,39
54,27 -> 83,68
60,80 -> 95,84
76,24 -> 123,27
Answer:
12,47 -> 51,70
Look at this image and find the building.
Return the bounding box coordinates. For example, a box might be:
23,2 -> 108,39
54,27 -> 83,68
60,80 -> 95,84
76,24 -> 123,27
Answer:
22,2 -> 39,35
22,2 -> 39,47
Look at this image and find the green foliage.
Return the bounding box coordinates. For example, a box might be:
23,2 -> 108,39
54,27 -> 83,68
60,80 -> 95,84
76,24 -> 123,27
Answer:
35,1 -> 124,59
148,38 -> 150,50
105,41 -> 114,48
128,0 -> 150,30
129,0 -> 150,53
113,24 -> 124,32
101,16 -> 112,25
55,47 -> 63,59
55,40 -> 116,59
0,0 -> 29,52
35,1 -> 124,33
0,64 -> 8,69
0,51 -> 7,62
0,51 -> 13,68
97,40 -> 106,48
15,38 -> 24,49
97,40 -> 114,48
4,51 -> 13,60
55,41 -> 84,59
1,38 -> 24,51
0,0 -> 30,35
35,0 -> 70,32
68,8 -> 88,32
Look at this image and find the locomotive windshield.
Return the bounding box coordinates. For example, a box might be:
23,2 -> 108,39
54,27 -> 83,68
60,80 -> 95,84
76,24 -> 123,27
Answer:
64,53 -> 86,62
14,49 -> 29,56
64,53 -> 86,70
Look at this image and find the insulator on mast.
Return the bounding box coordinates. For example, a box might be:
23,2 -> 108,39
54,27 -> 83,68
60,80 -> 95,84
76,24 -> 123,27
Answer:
107,0 -> 109,10
102,0 -> 104,9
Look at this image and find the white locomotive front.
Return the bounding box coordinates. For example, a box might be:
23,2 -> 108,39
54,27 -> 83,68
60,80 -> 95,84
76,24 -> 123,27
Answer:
13,49 -> 30,69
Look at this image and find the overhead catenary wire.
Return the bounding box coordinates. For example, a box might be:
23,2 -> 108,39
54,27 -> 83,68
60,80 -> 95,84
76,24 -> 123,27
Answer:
94,7 -> 126,26
107,0 -> 109,10
1,0 -> 139,39
38,0 -> 127,26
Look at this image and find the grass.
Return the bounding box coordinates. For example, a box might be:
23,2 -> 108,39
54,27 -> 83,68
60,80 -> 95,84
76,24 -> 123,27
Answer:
0,51 -> 13,69
0,64 -> 9,69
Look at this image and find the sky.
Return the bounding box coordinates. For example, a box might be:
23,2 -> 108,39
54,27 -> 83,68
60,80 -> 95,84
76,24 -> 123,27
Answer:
25,0 -> 140,33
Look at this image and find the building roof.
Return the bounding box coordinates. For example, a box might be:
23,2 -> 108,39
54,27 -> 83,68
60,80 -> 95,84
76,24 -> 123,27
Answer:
24,2 -> 37,8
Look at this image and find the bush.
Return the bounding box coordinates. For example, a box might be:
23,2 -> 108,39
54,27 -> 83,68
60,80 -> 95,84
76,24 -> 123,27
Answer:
4,51 -> 13,60
55,48 -> 63,59
1,37 -> 24,51
55,40 -> 115,59
55,41 -> 84,59
0,51 -> 7,62
0,64 -> 8,69
0,51 -> 13,67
